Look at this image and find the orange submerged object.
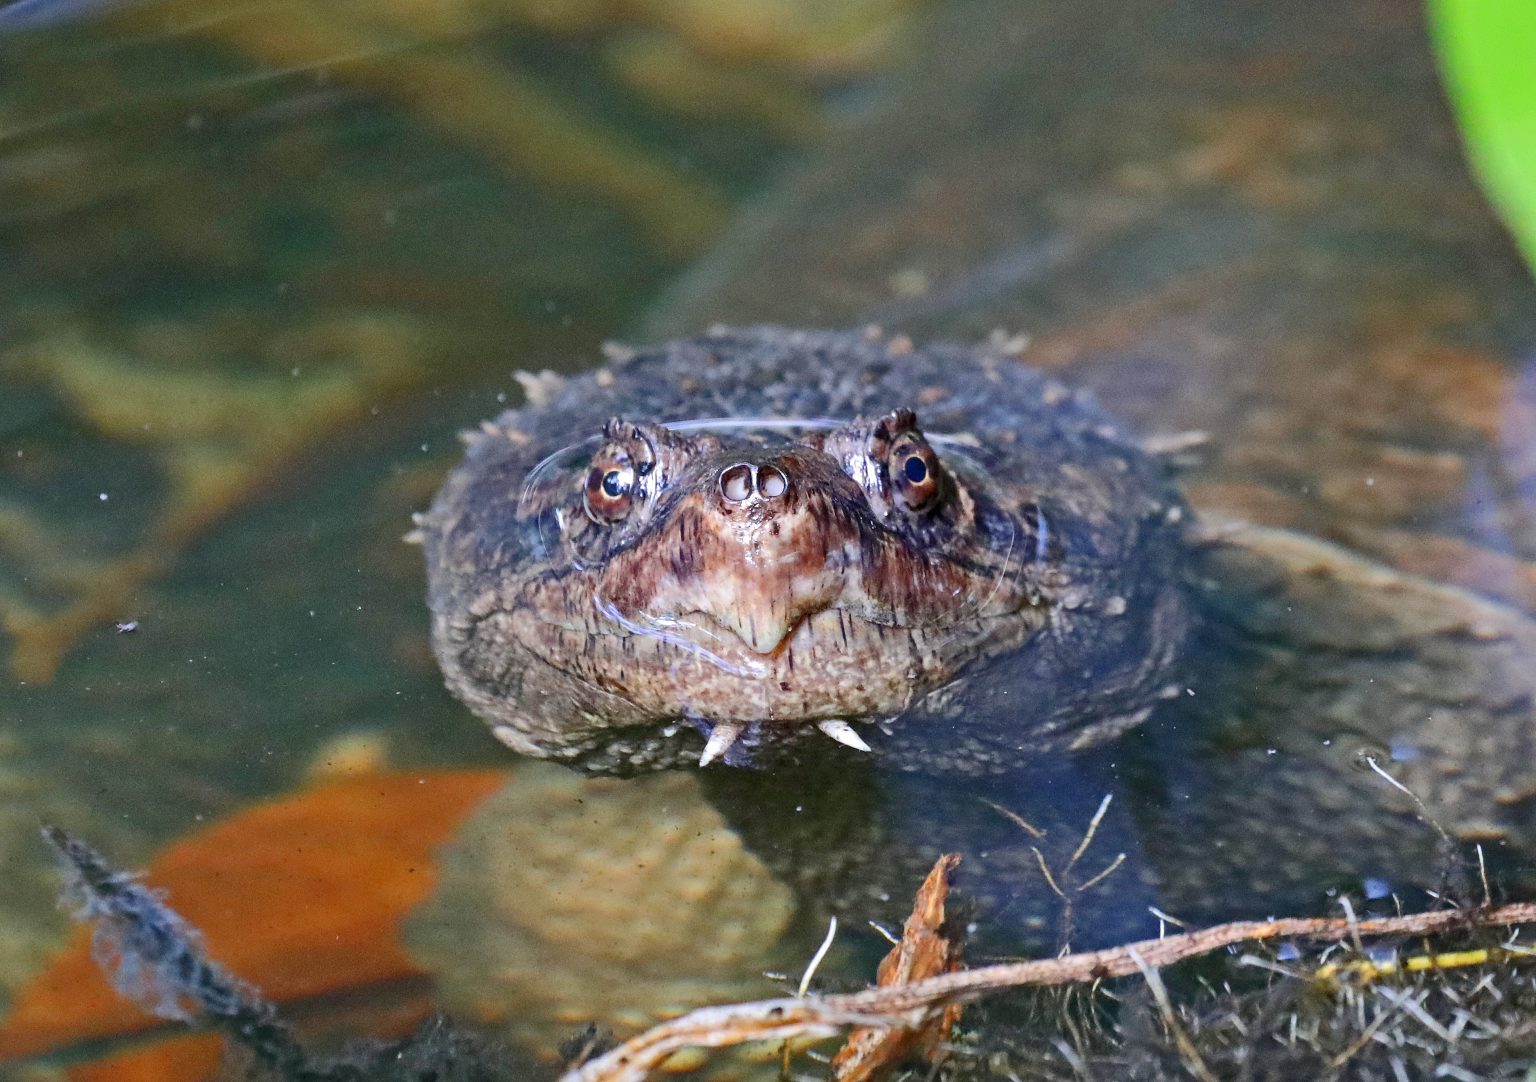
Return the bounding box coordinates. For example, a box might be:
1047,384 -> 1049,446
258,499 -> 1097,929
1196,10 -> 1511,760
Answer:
0,768 -> 511,1077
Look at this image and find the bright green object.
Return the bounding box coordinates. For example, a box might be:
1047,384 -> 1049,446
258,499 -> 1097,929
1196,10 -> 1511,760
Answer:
1431,0 -> 1536,271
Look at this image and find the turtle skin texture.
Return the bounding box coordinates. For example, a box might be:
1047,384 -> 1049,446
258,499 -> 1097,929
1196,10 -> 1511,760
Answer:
422,325 -> 1192,778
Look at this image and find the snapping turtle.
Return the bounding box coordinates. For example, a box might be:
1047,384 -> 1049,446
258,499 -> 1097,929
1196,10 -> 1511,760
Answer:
422,0 -> 1536,953
423,326 -> 1190,776
420,321 -> 1536,943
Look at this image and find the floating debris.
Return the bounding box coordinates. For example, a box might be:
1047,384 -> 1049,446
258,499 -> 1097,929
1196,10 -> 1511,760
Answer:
41,826 -> 312,1078
562,876 -> 1536,1082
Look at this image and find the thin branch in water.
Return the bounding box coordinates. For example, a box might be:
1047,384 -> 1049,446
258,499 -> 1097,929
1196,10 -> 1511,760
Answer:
980,799 -> 1045,839
1030,847 -> 1067,899
1077,852 -> 1127,892
1363,755 -> 1455,851
1125,946 -> 1216,1082
1338,895 -> 1366,956
1066,794 -> 1113,872
563,901 -> 1536,1082
799,917 -> 840,998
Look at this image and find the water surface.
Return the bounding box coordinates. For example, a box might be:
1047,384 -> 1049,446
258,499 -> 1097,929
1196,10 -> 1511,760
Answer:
3,0 -> 1536,1076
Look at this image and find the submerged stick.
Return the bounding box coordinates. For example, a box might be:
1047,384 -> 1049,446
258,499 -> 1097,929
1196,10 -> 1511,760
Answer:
564,900 -> 1536,1082
41,826 -> 335,1081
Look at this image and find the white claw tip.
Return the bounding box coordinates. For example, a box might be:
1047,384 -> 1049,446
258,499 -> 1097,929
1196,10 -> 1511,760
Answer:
699,721 -> 745,767
818,720 -> 871,753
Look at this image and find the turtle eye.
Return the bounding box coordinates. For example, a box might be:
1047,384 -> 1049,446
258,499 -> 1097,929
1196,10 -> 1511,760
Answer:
583,461 -> 635,523
889,437 -> 945,514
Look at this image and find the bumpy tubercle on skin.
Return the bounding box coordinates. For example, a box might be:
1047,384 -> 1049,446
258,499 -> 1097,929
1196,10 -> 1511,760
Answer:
504,412 -> 1042,730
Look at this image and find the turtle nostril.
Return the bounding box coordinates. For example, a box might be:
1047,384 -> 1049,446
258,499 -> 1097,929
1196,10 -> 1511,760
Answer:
758,465 -> 788,499
720,463 -> 754,503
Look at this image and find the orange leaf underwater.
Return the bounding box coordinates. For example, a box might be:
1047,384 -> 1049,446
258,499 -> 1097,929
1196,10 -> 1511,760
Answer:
831,853 -> 966,1082
0,768 -> 511,1076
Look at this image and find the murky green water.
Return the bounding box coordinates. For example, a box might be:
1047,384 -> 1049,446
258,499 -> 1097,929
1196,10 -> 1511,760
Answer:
2,0 -> 1536,1077
0,1 -> 884,1071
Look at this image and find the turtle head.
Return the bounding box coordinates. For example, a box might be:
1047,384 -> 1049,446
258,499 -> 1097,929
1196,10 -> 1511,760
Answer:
430,408 -> 1050,767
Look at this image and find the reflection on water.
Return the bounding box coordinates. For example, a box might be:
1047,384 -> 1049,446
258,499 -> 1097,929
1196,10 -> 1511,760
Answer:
4,0 -> 1536,1076
0,0 -> 904,1072
0,0 -> 897,687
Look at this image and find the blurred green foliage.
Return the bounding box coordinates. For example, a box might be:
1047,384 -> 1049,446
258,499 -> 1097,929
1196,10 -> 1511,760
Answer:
1431,0 -> 1536,272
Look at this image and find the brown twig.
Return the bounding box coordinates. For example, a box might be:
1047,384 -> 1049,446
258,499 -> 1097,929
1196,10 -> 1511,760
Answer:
561,902 -> 1536,1082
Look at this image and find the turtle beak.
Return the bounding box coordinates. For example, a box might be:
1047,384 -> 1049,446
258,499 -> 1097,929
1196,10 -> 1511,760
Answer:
709,584 -> 810,654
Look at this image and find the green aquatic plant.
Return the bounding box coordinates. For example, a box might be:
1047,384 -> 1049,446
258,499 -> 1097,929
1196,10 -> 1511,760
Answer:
1431,0 -> 1536,273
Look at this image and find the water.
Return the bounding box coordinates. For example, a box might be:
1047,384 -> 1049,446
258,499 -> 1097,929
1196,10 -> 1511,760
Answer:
2,0 -> 1536,1076
0,0 -> 867,1071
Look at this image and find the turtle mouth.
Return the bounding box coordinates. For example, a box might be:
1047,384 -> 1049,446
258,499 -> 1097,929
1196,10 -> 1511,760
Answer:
697,597 -> 818,656
567,602 -> 916,764
589,592 -> 925,675
566,589 -> 1032,691
700,611 -> 801,657
595,579 -> 825,658
590,593 -> 787,678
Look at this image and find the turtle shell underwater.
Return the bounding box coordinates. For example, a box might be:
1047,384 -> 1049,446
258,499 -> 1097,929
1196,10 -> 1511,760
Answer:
421,325 -> 1196,776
